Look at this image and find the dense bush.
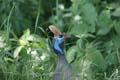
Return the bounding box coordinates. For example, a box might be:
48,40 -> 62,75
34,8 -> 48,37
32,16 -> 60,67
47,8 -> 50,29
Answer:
0,0 -> 120,80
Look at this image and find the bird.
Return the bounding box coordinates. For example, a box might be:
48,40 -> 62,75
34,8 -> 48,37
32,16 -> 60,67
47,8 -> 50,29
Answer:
49,25 -> 73,80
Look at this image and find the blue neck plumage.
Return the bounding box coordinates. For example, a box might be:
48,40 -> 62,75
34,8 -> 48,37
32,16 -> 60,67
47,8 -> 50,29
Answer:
53,35 -> 64,55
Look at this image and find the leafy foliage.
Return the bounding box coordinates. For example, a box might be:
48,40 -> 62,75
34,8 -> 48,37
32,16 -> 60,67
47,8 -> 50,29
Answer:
0,0 -> 120,80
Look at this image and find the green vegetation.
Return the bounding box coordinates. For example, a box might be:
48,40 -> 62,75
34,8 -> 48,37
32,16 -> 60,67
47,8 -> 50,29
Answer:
0,0 -> 120,80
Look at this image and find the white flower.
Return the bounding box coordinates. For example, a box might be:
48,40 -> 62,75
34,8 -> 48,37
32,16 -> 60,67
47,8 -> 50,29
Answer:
0,43 -> 4,48
27,48 -> 32,54
31,50 -> 37,56
116,69 -> 118,74
63,13 -> 72,17
84,73 -> 87,77
74,15 -> 81,21
35,56 -> 40,61
40,54 -> 46,60
59,4 -> 64,10
0,36 -> 5,48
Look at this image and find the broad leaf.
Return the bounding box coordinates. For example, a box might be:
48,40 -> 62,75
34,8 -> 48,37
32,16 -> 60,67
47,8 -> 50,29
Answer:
112,36 -> 120,48
112,7 -> 120,17
97,10 -> 112,35
114,21 -> 120,35
86,47 -> 107,71
66,46 -> 78,63
70,23 -> 88,35
105,52 -> 117,66
81,3 -> 97,31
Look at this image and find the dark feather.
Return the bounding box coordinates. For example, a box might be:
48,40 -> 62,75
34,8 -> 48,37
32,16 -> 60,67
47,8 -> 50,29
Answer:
52,55 -> 73,80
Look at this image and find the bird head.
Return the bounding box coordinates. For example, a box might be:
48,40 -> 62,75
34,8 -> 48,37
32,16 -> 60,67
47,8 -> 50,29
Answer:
53,34 -> 68,55
49,25 -> 68,55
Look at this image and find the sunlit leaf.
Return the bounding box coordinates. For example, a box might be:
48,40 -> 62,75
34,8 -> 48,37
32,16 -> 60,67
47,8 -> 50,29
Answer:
19,39 -> 28,46
14,46 -> 23,58
4,57 -> 14,62
27,34 -> 40,42
21,29 -> 30,39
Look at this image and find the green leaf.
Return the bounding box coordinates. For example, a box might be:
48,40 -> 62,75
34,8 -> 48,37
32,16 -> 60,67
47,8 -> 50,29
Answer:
4,57 -> 14,62
70,3 -> 97,36
82,3 -> 97,27
97,27 -> 111,35
77,39 -> 86,50
81,3 -> 97,33
70,23 -> 88,35
71,0 -> 88,14
114,21 -> 120,35
86,47 -> 107,71
91,0 -> 100,4
14,46 -> 23,58
19,29 -> 30,46
21,29 -> 30,39
105,52 -> 117,66
27,34 -> 40,42
97,10 -> 112,35
66,46 -> 78,63
112,36 -> 120,48
112,7 -> 120,17
20,48 -> 31,61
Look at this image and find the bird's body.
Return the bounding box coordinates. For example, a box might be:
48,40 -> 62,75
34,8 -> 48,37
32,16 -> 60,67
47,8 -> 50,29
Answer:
52,35 -> 73,80
52,54 -> 73,80
49,25 -> 74,80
